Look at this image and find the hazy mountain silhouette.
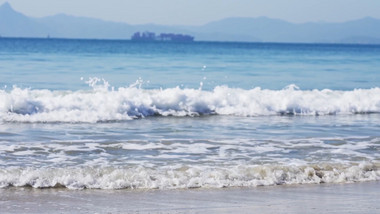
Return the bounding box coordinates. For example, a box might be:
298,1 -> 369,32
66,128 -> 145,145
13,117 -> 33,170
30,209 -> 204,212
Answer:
36,14 -> 137,39
0,2 -> 51,37
184,16 -> 380,43
1,2 -> 380,43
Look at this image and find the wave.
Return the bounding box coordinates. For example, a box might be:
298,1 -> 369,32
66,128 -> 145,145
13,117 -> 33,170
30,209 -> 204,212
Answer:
0,163 -> 378,190
1,79 -> 380,123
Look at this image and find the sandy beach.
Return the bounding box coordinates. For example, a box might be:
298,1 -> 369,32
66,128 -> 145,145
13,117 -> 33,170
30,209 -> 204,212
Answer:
1,181 -> 379,214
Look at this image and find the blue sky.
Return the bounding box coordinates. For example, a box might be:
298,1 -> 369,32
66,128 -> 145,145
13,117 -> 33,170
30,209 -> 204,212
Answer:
2,0 -> 380,25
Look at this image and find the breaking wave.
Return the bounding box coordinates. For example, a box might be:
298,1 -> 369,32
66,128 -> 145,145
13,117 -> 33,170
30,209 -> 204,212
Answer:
1,78 -> 380,123
0,163 -> 378,190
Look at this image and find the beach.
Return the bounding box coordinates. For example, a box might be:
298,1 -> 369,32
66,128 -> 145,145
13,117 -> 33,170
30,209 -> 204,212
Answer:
0,39 -> 379,214
1,1 -> 380,213
1,181 -> 379,214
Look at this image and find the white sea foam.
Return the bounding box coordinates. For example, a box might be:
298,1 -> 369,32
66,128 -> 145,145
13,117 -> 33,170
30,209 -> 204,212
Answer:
0,163 -> 378,190
1,80 -> 380,123
1,137 -> 377,167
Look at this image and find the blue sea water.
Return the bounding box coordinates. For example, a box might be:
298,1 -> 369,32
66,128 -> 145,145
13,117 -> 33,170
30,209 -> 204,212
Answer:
0,38 -> 379,189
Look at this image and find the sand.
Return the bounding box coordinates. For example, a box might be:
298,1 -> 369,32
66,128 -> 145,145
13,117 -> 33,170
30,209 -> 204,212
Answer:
0,181 -> 379,214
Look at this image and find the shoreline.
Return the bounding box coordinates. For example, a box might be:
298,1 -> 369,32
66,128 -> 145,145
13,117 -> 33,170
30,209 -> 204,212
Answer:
1,181 -> 379,213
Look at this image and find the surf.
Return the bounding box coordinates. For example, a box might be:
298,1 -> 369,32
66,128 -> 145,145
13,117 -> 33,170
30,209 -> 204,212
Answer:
1,79 -> 380,123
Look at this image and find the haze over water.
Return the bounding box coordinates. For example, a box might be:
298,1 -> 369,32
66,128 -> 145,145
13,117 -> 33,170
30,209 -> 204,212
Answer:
0,38 -> 379,189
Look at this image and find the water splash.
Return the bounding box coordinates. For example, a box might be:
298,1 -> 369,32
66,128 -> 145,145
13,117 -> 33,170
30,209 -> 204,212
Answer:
1,80 -> 380,123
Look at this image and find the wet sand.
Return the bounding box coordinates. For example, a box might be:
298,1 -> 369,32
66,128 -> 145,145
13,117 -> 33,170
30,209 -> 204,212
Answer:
1,181 -> 379,214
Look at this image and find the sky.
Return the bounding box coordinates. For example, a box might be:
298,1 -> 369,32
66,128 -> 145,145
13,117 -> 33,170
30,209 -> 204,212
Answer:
1,0 -> 380,25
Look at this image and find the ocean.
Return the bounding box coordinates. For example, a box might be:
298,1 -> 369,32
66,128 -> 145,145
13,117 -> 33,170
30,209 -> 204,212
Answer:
0,38 -> 379,190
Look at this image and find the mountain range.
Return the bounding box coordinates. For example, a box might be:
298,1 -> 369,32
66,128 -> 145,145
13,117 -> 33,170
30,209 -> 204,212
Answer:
1,2 -> 380,44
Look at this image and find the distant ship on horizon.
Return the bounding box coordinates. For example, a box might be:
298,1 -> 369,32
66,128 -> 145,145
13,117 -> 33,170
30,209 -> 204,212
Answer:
131,32 -> 194,42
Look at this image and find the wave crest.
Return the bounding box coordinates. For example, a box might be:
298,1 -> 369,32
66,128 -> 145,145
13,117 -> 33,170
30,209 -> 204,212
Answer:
1,83 -> 380,123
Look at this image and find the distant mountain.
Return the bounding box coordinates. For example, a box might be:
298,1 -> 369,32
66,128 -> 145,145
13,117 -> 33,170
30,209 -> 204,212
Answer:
36,14 -> 137,39
0,2 -> 189,40
0,2 -> 50,37
182,16 -> 380,43
1,2 -> 380,44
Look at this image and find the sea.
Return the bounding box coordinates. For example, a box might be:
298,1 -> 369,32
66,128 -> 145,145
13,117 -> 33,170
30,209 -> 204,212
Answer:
0,38 -> 379,190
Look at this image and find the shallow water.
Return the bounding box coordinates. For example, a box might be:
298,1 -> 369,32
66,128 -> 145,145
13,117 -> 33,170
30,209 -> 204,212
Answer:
0,38 -> 379,189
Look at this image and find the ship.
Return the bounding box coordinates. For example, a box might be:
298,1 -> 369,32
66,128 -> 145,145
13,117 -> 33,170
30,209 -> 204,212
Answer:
131,32 -> 194,42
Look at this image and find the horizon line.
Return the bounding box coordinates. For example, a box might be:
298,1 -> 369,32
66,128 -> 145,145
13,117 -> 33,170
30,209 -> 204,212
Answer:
1,36 -> 379,46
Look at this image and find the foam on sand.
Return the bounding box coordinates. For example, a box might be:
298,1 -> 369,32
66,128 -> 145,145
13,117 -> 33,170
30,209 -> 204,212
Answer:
0,162 -> 378,190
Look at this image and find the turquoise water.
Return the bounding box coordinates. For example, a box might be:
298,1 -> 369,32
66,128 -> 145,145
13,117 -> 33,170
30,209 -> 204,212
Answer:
1,38 -> 380,90
0,38 -> 379,189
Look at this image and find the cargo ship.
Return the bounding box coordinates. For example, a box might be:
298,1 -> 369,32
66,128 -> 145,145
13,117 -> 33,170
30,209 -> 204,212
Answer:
131,32 -> 194,42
